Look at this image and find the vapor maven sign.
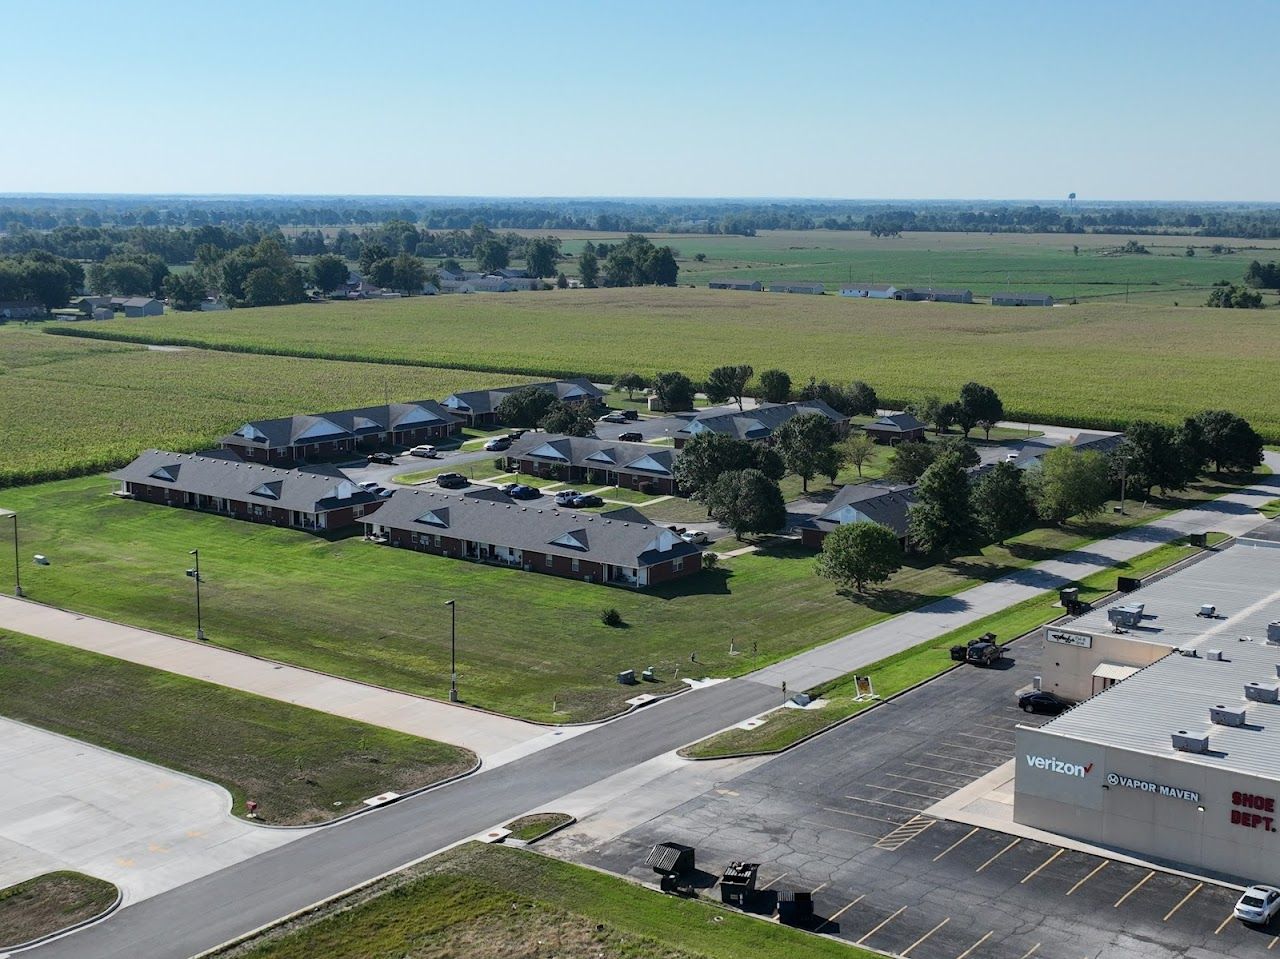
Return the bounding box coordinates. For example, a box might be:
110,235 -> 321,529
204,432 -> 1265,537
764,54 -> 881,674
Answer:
1106,772 -> 1200,803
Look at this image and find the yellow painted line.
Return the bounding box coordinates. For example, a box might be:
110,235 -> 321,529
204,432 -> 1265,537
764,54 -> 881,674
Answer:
903,917 -> 950,957
856,905 -> 906,945
822,805 -> 901,825
1018,944 -> 1040,959
1215,911 -> 1236,934
812,881 -> 829,895
846,795 -> 929,813
869,783 -> 944,800
1267,934 -> 1278,949
1162,882 -> 1203,921
1066,860 -> 1107,896
801,817 -> 885,840
758,871 -> 788,890
886,771 -> 962,790
934,827 -> 980,862
976,838 -> 1021,873
1021,848 -> 1064,884
828,894 -> 864,923
955,930 -> 994,959
1114,870 -> 1155,908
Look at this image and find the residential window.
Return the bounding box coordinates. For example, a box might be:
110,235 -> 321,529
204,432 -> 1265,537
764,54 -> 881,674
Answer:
571,558 -> 580,573
545,554 -> 553,567
353,505 -> 364,518
673,558 -> 683,572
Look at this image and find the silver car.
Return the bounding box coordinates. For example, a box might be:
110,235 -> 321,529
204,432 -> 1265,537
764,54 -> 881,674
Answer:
1234,885 -> 1280,924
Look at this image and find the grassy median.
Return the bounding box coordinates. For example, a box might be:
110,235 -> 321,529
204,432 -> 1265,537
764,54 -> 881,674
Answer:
215,843 -> 874,959
0,631 -> 474,824
0,871 -> 117,949
682,534 -> 1225,758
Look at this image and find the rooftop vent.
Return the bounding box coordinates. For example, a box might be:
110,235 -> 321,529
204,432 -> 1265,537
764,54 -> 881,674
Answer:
1205,649 -> 1225,661
1172,730 -> 1210,753
1198,604 -> 1216,618
1210,704 -> 1246,727
1268,622 -> 1280,645
1245,681 -> 1280,704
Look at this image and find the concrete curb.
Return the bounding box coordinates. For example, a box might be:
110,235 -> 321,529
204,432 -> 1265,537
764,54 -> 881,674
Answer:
2,881 -> 122,955
504,814 -> 578,847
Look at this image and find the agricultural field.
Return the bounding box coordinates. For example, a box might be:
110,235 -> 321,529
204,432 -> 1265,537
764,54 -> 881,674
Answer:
0,471 -> 1250,723
0,327 -> 532,487
53,284 -> 1280,439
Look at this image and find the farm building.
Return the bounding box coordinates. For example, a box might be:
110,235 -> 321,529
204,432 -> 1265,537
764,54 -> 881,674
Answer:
798,482 -> 915,548
862,412 -> 928,445
0,300 -> 48,320
362,487 -> 702,589
991,291 -> 1054,307
839,283 -> 902,299
676,400 -> 849,448
904,287 -> 974,304
442,379 -> 605,427
768,281 -> 825,295
708,279 -> 763,291
506,434 -> 680,496
122,297 -> 164,317
112,450 -> 382,533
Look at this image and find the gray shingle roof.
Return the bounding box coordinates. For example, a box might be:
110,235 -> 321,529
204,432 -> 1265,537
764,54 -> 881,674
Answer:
508,434 -> 677,476
865,413 -> 926,434
365,487 -> 703,568
111,450 -> 381,514
802,482 -> 916,539
679,401 -> 847,441
221,401 -> 460,449
442,379 -> 605,417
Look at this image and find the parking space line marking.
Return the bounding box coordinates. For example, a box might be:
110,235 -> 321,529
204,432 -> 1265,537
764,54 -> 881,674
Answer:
923,753 -> 999,769
1018,944 -> 1040,959
1267,934 -> 1278,949
801,818 -> 886,840
1162,882 -> 1202,921
812,882 -> 828,895
1114,870 -> 1155,908
870,782 -> 948,799
846,795 -> 929,813
887,771 -> 962,790
1066,861 -> 1107,896
821,804 -> 903,825
856,905 -> 906,945
1215,911 -> 1235,934
758,872 -> 788,890
907,760 -> 977,777
903,917 -> 950,956
934,827 -> 979,862
875,815 -> 936,850
826,894 -> 864,924
976,838 -> 1020,873
940,740 -> 1004,753
1021,848 -> 1064,883
947,730 -> 1016,746
955,930 -> 994,959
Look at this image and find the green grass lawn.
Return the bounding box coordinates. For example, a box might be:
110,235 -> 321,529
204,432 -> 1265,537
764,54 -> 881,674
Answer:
1,470 -> 1256,723
0,630 -> 474,824
503,812 -> 573,843
0,871 -> 117,949
1260,498 -> 1280,519
50,280 -> 1280,440
682,534 -> 1223,758
213,843 -> 874,959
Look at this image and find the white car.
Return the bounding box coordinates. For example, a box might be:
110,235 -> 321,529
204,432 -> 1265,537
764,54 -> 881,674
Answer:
681,530 -> 709,545
409,445 -> 438,458
1005,452 -> 1020,462
1234,885 -> 1280,924
356,480 -> 379,491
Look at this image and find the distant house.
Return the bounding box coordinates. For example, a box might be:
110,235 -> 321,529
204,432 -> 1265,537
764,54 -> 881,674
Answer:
442,379 -> 605,427
904,287 -> 973,304
51,297 -> 108,320
862,413 -> 927,445
506,434 -> 680,495
495,267 -> 530,279
0,300 -> 47,320
123,297 -> 164,317
675,400 -> 849,448
199,297 -> 230,311
362,486 -> 702,588
768,281 -> 825,295
991,292 -> 1054,307
840,283 -> 903,299
471,275 -> 541,292
112,450 -> 383,533
798,483 -> 915,548
708,279 -> 763,291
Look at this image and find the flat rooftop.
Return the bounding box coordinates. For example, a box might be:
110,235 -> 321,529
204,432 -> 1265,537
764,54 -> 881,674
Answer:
1065,537 -> 1280,648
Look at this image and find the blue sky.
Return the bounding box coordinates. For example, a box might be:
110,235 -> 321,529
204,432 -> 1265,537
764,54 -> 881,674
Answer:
5,0 -> 1277,200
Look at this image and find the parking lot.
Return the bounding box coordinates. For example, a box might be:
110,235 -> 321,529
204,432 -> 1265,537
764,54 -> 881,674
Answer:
570,632 -> 1280,957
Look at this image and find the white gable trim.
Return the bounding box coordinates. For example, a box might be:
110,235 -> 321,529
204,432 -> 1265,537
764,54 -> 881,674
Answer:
149,466 -> 178,482
584,449 -> 617,465
528,443 -> 569,461
394,406 -> 442,427
235,424 -> 268,441
549,531 -> 588,550
415,510 -> 449,528
250,483 -> 280,500
625,454 -> 670,475
295,417 -> 347,442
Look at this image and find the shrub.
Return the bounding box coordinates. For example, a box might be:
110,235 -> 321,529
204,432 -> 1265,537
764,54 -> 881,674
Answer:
600,607 -> 624,627
702,552 -> 719,570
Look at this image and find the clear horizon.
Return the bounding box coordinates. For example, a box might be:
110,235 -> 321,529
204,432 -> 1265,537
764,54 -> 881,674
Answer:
6,0 -> 1278,201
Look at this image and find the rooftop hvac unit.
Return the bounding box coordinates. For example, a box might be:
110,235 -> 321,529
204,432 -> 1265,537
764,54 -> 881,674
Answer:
1108,604 -> 1145,629
1210,704 -> 1247,727
1245,681 -> 1280,704
1268,622 -> 1280,645
1171,730 -> 1210,753
1205,649 -> 1225,661
1198,604 -> 1216,618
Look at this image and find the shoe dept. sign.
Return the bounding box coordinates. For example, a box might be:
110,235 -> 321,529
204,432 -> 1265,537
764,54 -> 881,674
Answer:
1106,772 -> 1200,803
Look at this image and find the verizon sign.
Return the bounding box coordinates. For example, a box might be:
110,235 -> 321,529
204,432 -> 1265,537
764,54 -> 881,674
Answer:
1026,754 -> 1094,778
1046,629 -> 1093,649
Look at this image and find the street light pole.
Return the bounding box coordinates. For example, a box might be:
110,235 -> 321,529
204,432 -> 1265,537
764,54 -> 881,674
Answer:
445,599 -> 458,702
187,549 -> 205,640
0,509 -> 21,597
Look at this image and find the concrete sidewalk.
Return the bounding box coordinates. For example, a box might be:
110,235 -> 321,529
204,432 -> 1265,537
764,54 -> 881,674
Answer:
0,599 -> 560,764
750,456 -> 1280,692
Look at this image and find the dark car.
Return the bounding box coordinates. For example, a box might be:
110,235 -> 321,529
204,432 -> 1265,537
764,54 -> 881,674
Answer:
570,494 -> 604,508
618,431 -> 643,442
508,484 -> 540,500
1018,690 -> 1071,715
367,451 -> 396,464
622,409 -> 639,420
435,472 -> 468,489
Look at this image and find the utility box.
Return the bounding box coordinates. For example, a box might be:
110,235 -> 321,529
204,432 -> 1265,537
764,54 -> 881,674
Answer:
645,842 -> 694,881
1117,576 -> 1142,593
719,861 -> 759,907
1060,587 -> 1080,609
1188,532 -> 1208,547
777,890 -> 814,925
617,669 -> 636,685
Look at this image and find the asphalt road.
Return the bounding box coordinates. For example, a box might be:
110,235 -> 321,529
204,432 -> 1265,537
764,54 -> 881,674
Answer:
28,678 -> 780,959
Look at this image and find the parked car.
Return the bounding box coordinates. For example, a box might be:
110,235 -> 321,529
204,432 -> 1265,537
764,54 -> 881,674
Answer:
1017,690 -> 1072,715
618,431 -> 643,442
570,494 -> 603,508
356,480 -> 379,491
367,451 -> 396,464
622,409 -> 639,420
598,411 -> 629,424
505,429 -> 528,440
681,530 -> 709,545
409,445 -> 438,458
435,472 -> 468,489
1234,885 -> 1280,925
507,484 -> 540,500
1005,451 -> 1020,462
483,437 -> 512,452
554,490 -> 583,506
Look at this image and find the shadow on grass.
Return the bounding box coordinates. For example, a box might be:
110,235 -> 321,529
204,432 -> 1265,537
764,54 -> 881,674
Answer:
648,567 -> 734,599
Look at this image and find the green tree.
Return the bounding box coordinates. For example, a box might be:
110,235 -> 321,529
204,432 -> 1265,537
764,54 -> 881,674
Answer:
703,364 -> 754,410
846,381 -> 879,416
646,245 -> 679,285
885,440 -> 936,484
578,249 -> 599,288
390,253 -> 428,294
524,236 -> 560,278
1113,421 -> 1196,497
673,433 -> 783,497
615,372 -> 648,400
358,242 -> 390,275
161,271 -> 207,311
538,401 -> 596,437
651,370 -> 696,412
1193,409 -> 1264,473
908,451 -> 978,555
972,461 -> 1034,544
1027,447 -> 1112,524
556,272 -> 568,289
367,257 -> 395,288
494,386 -> 557,429
476,238 -> 510,273
913,395 -> 943,433
840,433 -> 877,478
775,412 -> 840,493
815,521 -> 903,592
958,382 -> 1003,440
934,434 -> 981,469
935,400 -> 961,434
309,253 -> 349,293
243,267 -> 287,307
757,369 -> 792,404
703,468 -> 787,539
